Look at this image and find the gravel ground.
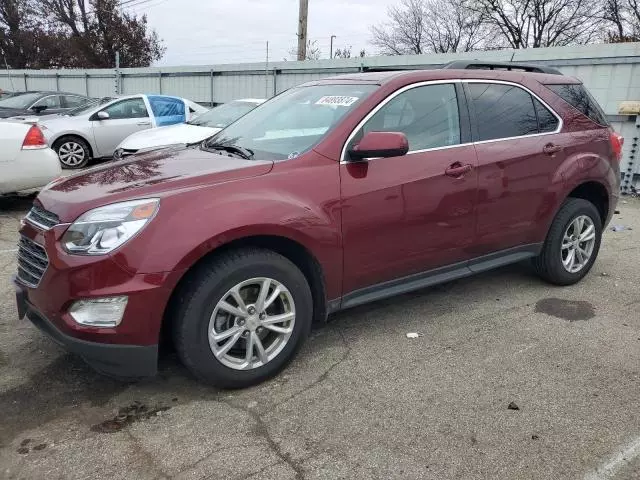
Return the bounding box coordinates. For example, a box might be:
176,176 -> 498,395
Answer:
0,195 -> 639,480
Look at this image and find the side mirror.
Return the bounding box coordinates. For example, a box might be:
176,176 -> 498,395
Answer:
31,105 -> 48,113
96,111 -> 110,120
348,131 -> 409,161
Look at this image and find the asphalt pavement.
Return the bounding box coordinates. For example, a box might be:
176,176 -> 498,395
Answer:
0,195 -> 639,480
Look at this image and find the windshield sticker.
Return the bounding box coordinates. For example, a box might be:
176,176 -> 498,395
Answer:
315,96 -> 359,107
288,151 -> 300,159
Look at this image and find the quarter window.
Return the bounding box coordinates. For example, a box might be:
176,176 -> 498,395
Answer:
546,84 -> 609,126
101,98 -> 149,119
350,83 -> 461,154
533,98 -> 559,133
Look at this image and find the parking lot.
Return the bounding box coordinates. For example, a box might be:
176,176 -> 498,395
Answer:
0,195 -> 638,480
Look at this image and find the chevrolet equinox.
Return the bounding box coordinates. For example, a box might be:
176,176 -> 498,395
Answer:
15,62 -> 623,388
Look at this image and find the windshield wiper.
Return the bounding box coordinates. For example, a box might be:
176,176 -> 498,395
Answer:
204,142 -> 254,160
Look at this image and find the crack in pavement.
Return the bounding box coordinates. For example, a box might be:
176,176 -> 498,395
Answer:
266,328 -> 352,413
220,400 -> 306,480
232,461 -> 283,480
125,429 -> 172,480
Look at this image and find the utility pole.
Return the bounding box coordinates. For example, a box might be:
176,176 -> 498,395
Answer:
265,41 -> 269,98
330,35 -> 336,59
297,0 -> 309,61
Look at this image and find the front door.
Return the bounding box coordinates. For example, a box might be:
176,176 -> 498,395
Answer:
92,97 -> 153,157
340,82 -> 478,294
464,81 -> 565,255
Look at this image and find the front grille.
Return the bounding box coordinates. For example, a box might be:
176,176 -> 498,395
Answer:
26,205 -> 60,230
17,236 -> 49,288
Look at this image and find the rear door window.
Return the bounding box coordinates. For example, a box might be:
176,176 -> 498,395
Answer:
546,84 -> 609,126
467,83 -> 539,141
147,95 -> 186,126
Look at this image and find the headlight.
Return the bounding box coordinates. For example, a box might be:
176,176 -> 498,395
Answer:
62,198 -> 159,255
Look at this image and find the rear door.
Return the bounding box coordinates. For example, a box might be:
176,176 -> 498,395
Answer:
147,95 -> 187,127
340,82 -> 478,294
91,97 -> 153,157
465,81 -> 564,255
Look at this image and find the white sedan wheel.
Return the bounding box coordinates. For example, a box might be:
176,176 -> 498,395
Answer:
58,141 -> 87,167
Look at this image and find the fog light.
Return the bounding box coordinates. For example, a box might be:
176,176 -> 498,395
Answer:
69,296 -> 128,328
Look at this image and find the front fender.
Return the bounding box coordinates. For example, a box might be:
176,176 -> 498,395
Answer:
110,173 -> 343,299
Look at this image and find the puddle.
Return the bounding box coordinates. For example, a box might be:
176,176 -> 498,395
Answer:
535,298 -> 595,322
91,401 -> 171,433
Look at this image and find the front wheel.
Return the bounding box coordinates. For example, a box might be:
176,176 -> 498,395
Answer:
173,248 -> 313,388
533,198 -> 602,285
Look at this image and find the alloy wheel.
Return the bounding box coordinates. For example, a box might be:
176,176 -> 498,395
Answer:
58,142 -> 86,167
561,215 -> 596,273
208,277 -> 296,370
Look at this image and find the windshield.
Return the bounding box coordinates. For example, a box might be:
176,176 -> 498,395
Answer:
189,101 -> 259,128
206,84 -> 377,160
0,92 -> 42,109
68,97 -> 112,116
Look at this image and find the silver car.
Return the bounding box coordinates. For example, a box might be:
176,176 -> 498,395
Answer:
39,94 -> 208,169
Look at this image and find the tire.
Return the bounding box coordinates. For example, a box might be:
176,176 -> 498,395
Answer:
173,248 -> 313,388
533,198 -> 602,285
54,136 -> 91,169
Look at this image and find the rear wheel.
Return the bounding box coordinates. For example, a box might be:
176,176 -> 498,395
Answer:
173,248 -> 313,388
533,198 -> 602,285
54,136 -> 90,169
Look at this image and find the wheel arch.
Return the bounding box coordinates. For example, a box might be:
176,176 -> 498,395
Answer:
160,234 -> 329,348
565,180 -> 610,225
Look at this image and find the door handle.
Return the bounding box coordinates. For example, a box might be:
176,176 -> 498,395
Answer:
543,143 -> 562,155
445,162 -> 473,178
137,122 -> 151,126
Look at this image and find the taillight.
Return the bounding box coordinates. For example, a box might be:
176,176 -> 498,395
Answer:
22,125 -> 47,150
609,130 -> 624,163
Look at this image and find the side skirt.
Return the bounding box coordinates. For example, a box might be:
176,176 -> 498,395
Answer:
328,244 -> 542,313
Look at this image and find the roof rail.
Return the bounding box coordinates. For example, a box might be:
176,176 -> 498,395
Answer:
442,60 -> 563,75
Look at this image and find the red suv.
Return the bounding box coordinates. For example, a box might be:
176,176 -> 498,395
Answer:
15,62 -> 622,388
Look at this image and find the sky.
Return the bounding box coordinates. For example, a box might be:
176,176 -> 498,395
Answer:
122,0 -> 394,66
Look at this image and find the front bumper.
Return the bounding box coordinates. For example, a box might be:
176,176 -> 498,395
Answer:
16,281 -> 158,378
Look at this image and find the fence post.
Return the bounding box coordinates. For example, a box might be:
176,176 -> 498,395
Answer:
210,70 -> 214,106
158,71 -> 163,94
272,69 -> 277,97
84,73 -> 89,96
23,73 -> 28,91
55,73 -> 60,91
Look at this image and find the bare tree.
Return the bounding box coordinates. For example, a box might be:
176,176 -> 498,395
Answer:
423,0 -> 498,52
602,0 -> 640,40
370,0 -> 426,54
370,0 -> 492,55
289,39 -> 321,60
467,0 -> 603,49
37,0 -> 164,67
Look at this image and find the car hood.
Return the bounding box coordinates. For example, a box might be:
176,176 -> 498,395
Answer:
0,107 -> 28,118
118,123 -> 221,151
37,145 -> 274,222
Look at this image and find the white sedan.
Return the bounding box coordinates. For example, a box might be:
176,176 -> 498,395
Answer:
38,94 -> 209,169
0,122 -> 61,195
114,98 -> 264,159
